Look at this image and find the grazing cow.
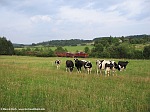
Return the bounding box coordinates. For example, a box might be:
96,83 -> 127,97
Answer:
84,61 -> 92,74
55,60 -> 61,69
74,58 -> 85,73
66,60 -> 74,72
118,61 -> 129,71
96,60 -> 120,76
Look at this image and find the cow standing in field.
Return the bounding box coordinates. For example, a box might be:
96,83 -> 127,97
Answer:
96,60 -> 120,76
84,61 -> 92,74
55,60 -> 61,69
118,61 -> 129,71
96,60 -> 104,74
74,58 -> 85,73
66,60 -> 74,72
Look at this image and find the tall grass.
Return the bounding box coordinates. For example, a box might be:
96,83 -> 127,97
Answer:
0,56 -> 150,112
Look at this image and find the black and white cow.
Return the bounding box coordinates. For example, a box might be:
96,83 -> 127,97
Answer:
74,58 -> 85,73
55,60 -> 61,69
81,60 -> 88,69
66,60 -> 74,72
118,61 -> 129,71
84,61 -> 92,74
96,60 -> 120,76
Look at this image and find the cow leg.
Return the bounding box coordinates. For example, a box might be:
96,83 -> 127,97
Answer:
58,65 -> 60,69
112,70 -> 115,76
89,68 -> 91,74
79,68 -> 81,73
107,70 -> 110,76
105,70 -> 107,76
77,68 -> 81,73
124,66 -> 126,71
105,68 -> 110,76
112,69 -> 114,76
120,67 -> 124,71
77,68 -> 79,73
113,69 -> 117,76
57,65 -> 59,69
97,68 -> 99,74
100,70 -> 102,76
66,68 -> 68,72
87,68 -> 90,74
89,68 -> 92,74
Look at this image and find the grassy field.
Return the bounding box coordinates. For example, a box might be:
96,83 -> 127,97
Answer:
15,45 -> 94,53
0,56 -> 150,112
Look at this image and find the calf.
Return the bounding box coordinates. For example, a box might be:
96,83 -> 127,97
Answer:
84,61 -> 92,74
118,61 -> 129,71
96,60 -> 120,76
55,60 -> 61,69
66,60 -> 74,72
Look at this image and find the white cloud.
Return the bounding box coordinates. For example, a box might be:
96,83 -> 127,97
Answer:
58,6 -> 127,25
30,15 -> 52,23
107,0 -> 150,20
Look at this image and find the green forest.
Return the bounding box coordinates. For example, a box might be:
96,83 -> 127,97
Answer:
0,34 -> 150,59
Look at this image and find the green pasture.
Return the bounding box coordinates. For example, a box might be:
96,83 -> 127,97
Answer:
15,45 -> 93,53
133,44 -> 150,51
0,56 -> 150,112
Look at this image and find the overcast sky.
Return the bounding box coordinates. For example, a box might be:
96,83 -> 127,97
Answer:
0,0 -> 150,44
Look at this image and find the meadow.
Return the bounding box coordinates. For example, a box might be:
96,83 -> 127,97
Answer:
15,45 -> 94,53
0,56 -> 150,112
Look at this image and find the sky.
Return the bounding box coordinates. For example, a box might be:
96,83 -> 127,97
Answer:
0,0 -> 150,44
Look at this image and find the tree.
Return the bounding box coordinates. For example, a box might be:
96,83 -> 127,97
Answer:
143,45 -> 150,59
55,46 -> 67,52
91,43 -> 103,57
84,47 -> 90,54
101,50 -> 110,58
0,37 -> 14,55
116,45 -> 128,58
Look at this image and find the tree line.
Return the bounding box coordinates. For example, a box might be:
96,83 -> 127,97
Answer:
35,39 -> 92,46
0,35 -> 150,59
35,34 -> 150,46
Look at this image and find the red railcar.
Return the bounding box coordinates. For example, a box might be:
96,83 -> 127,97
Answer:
55,52 -> 88,58
74,52 -> 88,58
66,52 -> 74,57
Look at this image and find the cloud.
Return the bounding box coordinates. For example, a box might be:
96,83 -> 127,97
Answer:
107,0 -> 150,20
58,6 -> 127,25
0,0 -> 150,44
30,15 -> 52,23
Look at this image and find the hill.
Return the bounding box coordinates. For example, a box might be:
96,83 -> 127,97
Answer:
13,34 -> 150,47
36,39 -> 93,46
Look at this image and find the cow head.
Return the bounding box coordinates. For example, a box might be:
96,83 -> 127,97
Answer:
74,58 -> 79,62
